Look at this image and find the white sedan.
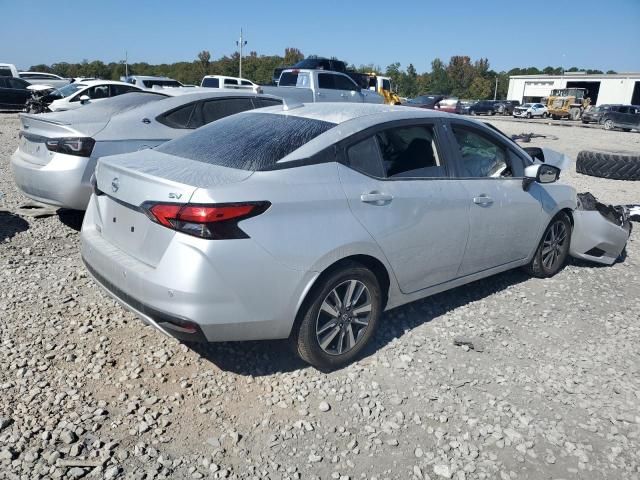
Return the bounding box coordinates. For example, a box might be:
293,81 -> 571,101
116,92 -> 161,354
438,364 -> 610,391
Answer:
47,80 -> 142,112
513,103 -> 548,119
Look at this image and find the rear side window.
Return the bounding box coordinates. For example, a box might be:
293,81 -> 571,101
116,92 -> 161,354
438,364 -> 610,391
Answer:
202,78 -> 220,88
158,103 -> 197,129
347,137 -> 385,178
157,112 -> 335,171
201,98 -> 254,124
0,68 -> 13,77
253,97 -> 283,108
279,72 -> 309,87
376,126 -> 444,178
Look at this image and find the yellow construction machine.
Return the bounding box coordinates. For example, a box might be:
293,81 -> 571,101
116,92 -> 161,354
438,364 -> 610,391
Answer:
546,88 -> 591,120
350,72 -> 402,105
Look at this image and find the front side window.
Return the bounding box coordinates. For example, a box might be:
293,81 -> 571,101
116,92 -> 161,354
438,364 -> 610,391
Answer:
451,127 -> 508,178
223,78 -> 239,86
333,74 -> 358,91
88,85 -> 110,99
382,79 -> 391,91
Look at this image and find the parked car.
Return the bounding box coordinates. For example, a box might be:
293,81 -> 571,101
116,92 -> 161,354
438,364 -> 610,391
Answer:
403,94 -> 446,109
260,69 -> 383,104
599,105 -> 640,131
459,100 -> 475,115
0,63 -> 19,78
45,80 -> 142,112
19,72 -> 70,89
80,103 -> 629,369
0,77 -> 31,110
468,100 -> 500,115
513,103 -> 549,119
435,97 -> 462,114
201,75 -> 256,89
581,104 -> 618,124
124,76 -> 184,90
11,91 -> 282,210
494,100 -> 518,115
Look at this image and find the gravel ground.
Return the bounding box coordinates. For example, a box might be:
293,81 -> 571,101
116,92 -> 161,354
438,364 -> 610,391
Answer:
0,112 -> 639,480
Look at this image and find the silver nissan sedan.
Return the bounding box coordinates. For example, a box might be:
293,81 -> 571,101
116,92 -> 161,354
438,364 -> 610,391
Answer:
81,103 -> 630,369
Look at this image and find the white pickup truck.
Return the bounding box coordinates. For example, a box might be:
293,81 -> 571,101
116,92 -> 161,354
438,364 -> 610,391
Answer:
260,69 -> 383,104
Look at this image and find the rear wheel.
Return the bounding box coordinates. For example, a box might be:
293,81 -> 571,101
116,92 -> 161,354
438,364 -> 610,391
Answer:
524,213 -> 571,278
293,263 -> 382,370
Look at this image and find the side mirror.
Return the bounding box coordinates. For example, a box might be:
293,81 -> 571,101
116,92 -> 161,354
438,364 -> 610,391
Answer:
79,95 -> 90,104
523,164 -> 560,190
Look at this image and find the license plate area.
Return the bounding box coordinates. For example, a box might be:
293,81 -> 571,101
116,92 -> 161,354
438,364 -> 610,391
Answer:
20,137 -> 52,165
101,199 -> 152,258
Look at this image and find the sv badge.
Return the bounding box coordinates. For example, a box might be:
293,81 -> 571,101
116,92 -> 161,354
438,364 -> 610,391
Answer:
168,193 -> 182,199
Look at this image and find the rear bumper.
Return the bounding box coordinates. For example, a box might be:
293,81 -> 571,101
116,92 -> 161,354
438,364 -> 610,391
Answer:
10,150 -> 94,210
80,196 -> 315,342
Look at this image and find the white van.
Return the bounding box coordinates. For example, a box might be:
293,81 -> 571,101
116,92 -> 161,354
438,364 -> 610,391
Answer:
201,75 -> 257,89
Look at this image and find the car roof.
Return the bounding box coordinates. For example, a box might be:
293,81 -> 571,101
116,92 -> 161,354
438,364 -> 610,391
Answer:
251,103 -> 477,163
130,76 -> 176,80
79,80 -> 138,87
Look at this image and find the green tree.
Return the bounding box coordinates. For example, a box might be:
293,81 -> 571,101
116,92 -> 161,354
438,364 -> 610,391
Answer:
430,58 -> 449,94
197,50 -> 211,76
467,76 -> 492,99
283,48 -> 304,65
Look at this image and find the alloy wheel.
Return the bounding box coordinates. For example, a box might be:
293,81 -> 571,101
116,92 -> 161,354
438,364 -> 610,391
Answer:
541,220 -> 568,270
315,280 -> 372,356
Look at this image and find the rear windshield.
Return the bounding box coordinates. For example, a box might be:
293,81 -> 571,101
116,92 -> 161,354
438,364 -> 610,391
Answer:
156,112 -> 336,171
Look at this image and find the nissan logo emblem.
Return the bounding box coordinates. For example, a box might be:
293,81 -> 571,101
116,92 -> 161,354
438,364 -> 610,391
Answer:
111,177 -> 120,193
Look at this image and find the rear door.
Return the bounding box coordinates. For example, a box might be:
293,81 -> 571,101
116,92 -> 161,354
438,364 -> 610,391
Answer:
0,78 -> 11,108
446,121 -> 543,276
338,120 -> 470,293
316,73 -> 348,102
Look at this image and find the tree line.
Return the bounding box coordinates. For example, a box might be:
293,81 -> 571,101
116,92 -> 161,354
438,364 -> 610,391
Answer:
29,48 -> 615,100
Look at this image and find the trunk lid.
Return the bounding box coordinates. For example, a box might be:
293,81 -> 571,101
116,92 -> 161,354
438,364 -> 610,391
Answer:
94,149 -> 253,265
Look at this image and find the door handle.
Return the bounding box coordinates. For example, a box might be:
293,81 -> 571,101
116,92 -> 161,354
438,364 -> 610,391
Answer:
473,195 -> 494,206
340,93 -> 348,98
361,193 -> 393,205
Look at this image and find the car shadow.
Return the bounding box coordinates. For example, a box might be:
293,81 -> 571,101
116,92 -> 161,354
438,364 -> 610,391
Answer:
185,268 -> 531,376
57,209 -> 85,231
0,212 -> 29,242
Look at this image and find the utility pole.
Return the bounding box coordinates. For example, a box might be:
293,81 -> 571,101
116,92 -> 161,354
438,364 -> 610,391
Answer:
493,76 -> 498,100
236,29 -> 247,78
125,51 -> 128,78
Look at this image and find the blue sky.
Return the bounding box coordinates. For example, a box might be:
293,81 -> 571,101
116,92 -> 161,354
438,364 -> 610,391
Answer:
3,0 -> 639,73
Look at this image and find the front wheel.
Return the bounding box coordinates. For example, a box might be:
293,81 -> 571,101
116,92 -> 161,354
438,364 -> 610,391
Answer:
542,112 -> 548,119
293,263 -> 382,370
603,119 -> 615,130
526,112 -> 532,119
524,213 -> 571,278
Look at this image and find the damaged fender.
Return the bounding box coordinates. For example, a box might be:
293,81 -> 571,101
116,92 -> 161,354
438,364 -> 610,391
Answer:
569,193 -> 631,265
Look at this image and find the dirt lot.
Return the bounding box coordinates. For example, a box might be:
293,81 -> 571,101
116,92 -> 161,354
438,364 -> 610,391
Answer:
0,112 -> 639,480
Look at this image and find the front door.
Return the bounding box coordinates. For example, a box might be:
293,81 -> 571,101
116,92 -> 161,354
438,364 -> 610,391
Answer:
338,122 -> 470,294
448,123 -> 543,276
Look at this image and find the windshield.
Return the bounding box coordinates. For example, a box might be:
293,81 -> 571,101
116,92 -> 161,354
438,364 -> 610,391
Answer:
53,83 -> 86,98
157,112 -> 336,171
522,103 -> 533,108
142,80 -> 182,88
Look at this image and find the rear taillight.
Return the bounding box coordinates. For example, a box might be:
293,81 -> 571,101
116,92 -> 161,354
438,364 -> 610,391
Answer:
141,202 -> 270,240
45,137 -> 95,157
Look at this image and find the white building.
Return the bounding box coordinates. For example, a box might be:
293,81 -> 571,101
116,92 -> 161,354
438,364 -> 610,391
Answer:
507,72 -> 640,106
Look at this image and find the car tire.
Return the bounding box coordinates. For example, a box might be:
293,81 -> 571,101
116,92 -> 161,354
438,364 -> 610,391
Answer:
526,112 -> 532,119
542,112 -> 548,119
603,119 -> 615,130
581,119 -> 588,124
293,262 -> 382,370
470,110 -> 476,116
524,213 -> 572,278
576,150 -> 640,181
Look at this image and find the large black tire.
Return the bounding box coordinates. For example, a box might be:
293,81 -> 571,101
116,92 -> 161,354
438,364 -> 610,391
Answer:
524,213 -> 571,278
292,262 -> 382,370
576,150 -> 640,181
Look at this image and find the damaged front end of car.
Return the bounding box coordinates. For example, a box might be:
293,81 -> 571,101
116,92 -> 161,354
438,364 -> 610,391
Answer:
521,146 -> 632,266
570,192 -> 632,265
